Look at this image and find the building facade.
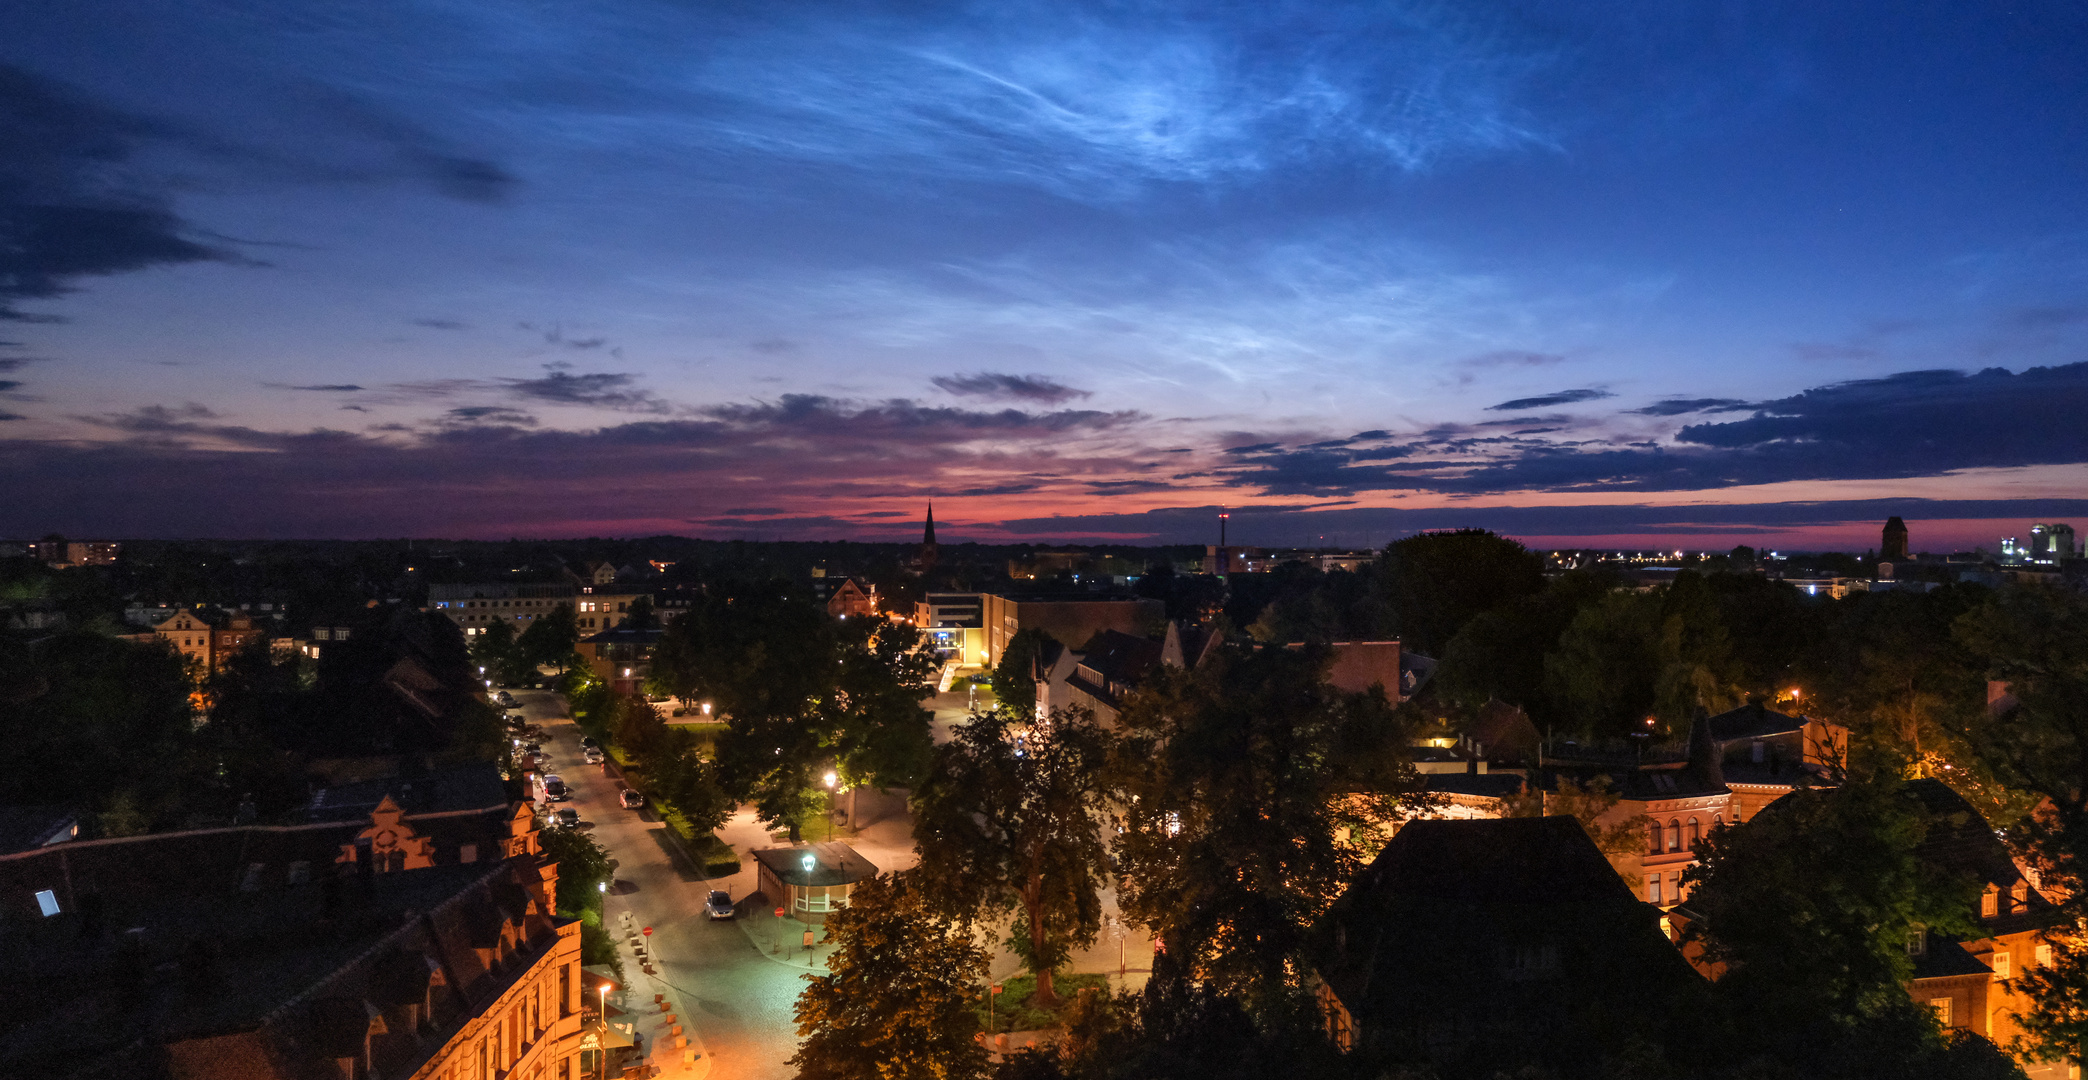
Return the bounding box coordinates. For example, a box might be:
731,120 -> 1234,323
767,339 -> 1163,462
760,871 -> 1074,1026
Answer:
429,583 -> 579,637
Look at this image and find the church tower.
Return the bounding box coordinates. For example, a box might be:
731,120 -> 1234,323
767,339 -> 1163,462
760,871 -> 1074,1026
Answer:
917,503 -> 939,573
1881,516 -> 1910,562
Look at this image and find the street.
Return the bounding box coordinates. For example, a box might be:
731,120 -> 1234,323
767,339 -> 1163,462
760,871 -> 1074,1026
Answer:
520,689 -> 808,1080
514,685 -> 1158,1077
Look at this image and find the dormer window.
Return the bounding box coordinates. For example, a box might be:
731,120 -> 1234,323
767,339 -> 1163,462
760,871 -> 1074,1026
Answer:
1982,889 -> 1999,918
1907,926 -> 1927,957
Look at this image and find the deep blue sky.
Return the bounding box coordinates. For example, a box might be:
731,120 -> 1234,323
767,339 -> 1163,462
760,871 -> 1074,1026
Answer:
3,2 -> 2085,549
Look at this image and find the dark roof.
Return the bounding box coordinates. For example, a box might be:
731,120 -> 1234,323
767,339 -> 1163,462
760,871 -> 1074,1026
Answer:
1357,817 -> 1634,905
751,841 -> 877,887
304,761 -> 509,822
1424,772 -> 1526,799
1911,936 -> 1995,980
582,624 -> 666,645
0,805 -> 78,855
1705,702 -> 1808,743
1073,629 -> 1163,683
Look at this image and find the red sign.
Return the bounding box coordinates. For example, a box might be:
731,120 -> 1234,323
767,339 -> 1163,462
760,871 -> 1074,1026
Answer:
775,907 -> 786,918
642,926 -> 653,937
991,985 -> 1004,995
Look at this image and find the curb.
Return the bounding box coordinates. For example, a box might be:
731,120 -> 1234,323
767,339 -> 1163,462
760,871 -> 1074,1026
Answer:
617,910 -> 712,1080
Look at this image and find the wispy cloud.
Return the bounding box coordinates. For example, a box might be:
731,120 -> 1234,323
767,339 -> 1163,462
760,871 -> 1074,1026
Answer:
931,372 -> 1090,403
1486,388 -> 1613,411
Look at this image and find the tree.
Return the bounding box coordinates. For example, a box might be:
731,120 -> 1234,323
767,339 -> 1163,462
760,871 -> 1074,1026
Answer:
1952,585 -> 2088,1062
537,825 -> 622,978
1108,644 -> 1429,1016
912,708 -> 1112,1007
660,582 -> 939,838
516,603 -> 581,673
1436,567 -> 1619,720
990,627 -> 1053,718
1377,529 -> 1543,656
469,618 -> 520,682
791,872 -> 989,1080
1679,767 -> 1981,1066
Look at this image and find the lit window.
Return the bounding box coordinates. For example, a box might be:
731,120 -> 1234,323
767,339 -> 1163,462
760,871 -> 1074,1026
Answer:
1646,875 -> 1662,904
1983,890 -> 1998,918
35,889 -> 60,917
1930,997 -> 1952,1026
1993,950 -> 2012,979
2037,944 -> 2053,967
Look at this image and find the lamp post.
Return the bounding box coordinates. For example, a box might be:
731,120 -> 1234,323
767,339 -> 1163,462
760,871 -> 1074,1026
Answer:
597,983 -> 612,1080
823,770 -> 838,841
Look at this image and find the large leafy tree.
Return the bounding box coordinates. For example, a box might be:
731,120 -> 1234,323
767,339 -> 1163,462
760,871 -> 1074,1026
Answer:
912,707 -> 1112,1007
1679,766 -> 1982,1067
0,630 -> 196,830
989,627 -> 1053,718
1108,643 -> 1427,1016
654,581 -> 938,837
1377,528 -> 1543,656
791,872 -> 989,1080
515,602 -> 581,673
1953,585 -> 2088,1062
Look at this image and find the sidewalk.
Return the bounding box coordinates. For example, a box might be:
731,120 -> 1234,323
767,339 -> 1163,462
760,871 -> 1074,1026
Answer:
613,908 -> 711,1079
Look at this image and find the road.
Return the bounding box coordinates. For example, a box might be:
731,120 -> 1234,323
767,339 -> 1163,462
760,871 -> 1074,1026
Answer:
518,690 -> 808,1080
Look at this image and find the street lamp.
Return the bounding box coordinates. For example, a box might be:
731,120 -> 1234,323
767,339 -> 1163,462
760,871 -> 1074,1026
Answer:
597,983 -> 612,1080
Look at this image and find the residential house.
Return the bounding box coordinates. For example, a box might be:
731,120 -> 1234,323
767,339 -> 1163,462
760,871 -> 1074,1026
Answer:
823,576 -> 878,619
574,585 -> 655,631
154,609 -> 218,671
1309,816 -> 1707,1071
979,592 -> 1166,668
578,624 -> 664,696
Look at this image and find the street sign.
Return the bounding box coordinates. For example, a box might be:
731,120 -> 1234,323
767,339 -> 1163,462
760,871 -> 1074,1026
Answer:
802,930 -> 815,948
641,926 -> 653,937
991,985 -> 1004,995
774,907 -> 786,918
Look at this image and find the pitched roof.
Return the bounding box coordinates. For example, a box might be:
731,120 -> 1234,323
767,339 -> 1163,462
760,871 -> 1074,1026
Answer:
1705,702 -> 1809,743
1356,816 -> 1634,905
751,841 -> 878,887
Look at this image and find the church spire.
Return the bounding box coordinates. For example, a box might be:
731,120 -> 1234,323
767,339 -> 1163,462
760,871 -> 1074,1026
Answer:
923,502 -> 936,547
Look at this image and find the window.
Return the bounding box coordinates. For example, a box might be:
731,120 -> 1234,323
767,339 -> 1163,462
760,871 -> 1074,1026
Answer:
1687,819 -> 1701,847
1907,927 -> 1927,957
1649,824 -> 1663,855
1667,820 -> 1681,852
1930,997 -> 1952,1026
561,964 -> 572,1015
1993,950 -> 2012,979
1751,740 -> 1765,763
459,843 -> 478,864
1646,875 -> 1663,904
35,889 -> 60,917
1983,890 -> 1999,918
2037,944 -> 2053,967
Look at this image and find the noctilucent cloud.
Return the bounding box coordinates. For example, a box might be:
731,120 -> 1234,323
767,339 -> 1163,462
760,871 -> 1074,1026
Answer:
4,2 -> 2086,550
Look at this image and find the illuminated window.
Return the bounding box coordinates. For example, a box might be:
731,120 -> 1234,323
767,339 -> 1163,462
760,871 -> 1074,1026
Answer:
2037,944 -> 2053,967
1646,875 -> 1662,904
1930,997 -> 1952,1026
35,889 -> 60,917
1993,950 -> 2012,979
1983,890 -> 1998,918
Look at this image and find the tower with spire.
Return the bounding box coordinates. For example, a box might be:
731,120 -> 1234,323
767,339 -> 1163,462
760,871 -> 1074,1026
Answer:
915,502 -> 939,574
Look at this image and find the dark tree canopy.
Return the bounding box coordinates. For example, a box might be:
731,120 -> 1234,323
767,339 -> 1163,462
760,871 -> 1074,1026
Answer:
791,872 -> 989,1080
1378,529 -> 1543,656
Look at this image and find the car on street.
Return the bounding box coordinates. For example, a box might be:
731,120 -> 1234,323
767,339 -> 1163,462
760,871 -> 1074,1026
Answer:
579,735 -> 599,749
552,808 -> 580,829
583,747 -> 606,765
705,890 -> 735,919
619,789 -> 645,809
496,692 -> 516,707
542,775 -> 568,801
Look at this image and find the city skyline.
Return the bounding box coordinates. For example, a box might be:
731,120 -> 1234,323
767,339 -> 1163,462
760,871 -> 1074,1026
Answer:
3,3 -> 2086,548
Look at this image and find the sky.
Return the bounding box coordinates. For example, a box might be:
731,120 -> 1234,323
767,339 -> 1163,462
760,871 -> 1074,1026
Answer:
3,1 -> 2086,551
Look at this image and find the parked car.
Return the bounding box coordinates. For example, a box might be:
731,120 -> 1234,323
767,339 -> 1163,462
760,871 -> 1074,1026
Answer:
496,691 -> 517,707
584,747 -> 606,765
619,789 -> 645,809
705,890 -> 735,919
542,775 -> 568,801
552,808 -> 580,829
579,736 -> 600,750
